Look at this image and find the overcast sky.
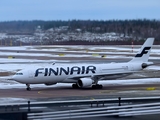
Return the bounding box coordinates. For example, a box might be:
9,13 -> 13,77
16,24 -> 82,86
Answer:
0,0 -> 159,21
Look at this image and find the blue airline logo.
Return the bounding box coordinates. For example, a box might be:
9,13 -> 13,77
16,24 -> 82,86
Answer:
135,47 -> 151,57
35,65 -> 96,77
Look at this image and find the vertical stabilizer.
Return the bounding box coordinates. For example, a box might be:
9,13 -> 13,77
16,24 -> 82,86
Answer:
129,38 -> 154,62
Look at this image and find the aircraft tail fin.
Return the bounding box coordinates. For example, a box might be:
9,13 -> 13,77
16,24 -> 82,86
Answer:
129,38 -> 154,62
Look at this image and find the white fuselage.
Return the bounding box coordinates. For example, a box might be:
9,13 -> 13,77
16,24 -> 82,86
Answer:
13,62 -> 143,84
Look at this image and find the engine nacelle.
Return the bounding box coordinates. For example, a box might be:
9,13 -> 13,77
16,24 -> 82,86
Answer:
77,78 -> 93,88
44,83 -> 57,86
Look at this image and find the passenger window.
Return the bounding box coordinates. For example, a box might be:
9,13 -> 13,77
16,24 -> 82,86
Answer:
16,73 -> 23,75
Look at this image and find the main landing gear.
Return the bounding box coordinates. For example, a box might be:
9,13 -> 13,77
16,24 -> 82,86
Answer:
72,83 -> 103,89
92,84 -> 103,89
72,84 -> 79,89
26,84 -> 31,91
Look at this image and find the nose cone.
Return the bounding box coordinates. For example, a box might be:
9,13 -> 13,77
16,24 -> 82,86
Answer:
12,72 -> 24,83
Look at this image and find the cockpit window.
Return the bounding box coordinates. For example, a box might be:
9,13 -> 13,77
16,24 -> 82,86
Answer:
16,73 -> 23,75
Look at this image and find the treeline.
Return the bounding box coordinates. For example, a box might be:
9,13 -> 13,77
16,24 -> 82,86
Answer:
0,19 -> 160,40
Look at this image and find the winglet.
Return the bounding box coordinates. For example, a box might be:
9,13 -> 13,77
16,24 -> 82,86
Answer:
129,38 -> 154,62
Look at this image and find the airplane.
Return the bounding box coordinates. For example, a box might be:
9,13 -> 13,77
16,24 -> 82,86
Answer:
12,38 -> 154,91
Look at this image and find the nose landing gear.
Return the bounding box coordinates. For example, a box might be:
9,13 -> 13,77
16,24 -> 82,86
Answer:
26,84 -> 31,91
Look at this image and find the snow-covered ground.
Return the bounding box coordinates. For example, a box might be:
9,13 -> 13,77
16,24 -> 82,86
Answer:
0,45 -> 159,71
0,45 -> 160,74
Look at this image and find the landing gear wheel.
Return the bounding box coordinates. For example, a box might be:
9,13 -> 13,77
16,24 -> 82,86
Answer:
92,84 -> 103,89
26,87 -> 31,91
72,84 -> 79,89
99,84 -> 103,89
26,84 -> 31,91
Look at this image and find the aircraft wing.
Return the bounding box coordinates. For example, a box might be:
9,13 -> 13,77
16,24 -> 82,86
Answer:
69,71 -> 138,80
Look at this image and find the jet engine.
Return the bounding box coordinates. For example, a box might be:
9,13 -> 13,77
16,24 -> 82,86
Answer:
77,78 -> 93,88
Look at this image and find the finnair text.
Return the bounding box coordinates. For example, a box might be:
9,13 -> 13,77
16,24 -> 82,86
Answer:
35,66 -> 96,77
